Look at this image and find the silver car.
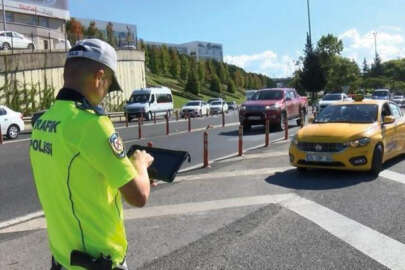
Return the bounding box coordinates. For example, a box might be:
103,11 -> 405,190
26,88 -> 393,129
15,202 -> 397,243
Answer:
0,31 -> 35,50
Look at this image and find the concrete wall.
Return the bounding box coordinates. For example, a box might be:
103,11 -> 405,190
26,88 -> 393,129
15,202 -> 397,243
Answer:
0,50 -> 146,111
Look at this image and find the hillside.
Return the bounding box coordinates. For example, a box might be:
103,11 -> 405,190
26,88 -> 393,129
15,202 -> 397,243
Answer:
146,72 -> 246,108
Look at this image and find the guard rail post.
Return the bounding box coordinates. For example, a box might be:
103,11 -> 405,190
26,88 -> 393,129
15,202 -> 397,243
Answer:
138,116 -> 142,139
188,113 -> 191,132
165,112 -> 170,135
238,125 -> 243,156
284,115 -> 288,140
203,131 -> 209,168
265,115 -> 270,147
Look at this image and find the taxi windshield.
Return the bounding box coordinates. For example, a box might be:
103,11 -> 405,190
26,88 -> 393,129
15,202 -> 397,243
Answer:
128,94 -> 150,103
315,104 -> 378,123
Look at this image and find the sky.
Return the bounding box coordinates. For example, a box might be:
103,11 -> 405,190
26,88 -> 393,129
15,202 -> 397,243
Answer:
70,0 -> 405,78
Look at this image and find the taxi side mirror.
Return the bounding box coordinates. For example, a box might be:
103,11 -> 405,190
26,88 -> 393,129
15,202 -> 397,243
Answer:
383,115 -> 395,124
308,116 -> 314,124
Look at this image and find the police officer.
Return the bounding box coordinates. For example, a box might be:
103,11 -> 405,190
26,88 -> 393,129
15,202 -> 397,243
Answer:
30,39 -> 153,270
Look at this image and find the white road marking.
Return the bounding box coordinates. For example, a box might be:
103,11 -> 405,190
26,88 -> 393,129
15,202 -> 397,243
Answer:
380,170 -> 405,185
0,211 -> 43,230
282,196 -> 405,270
3,138 -> 31,144
176,166 -> 292,182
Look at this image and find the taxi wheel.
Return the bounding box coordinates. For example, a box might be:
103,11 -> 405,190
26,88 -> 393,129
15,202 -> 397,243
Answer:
370,144 -> 383,176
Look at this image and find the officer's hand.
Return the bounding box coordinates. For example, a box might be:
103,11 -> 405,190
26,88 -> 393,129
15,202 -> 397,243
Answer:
131,150 -> 154,169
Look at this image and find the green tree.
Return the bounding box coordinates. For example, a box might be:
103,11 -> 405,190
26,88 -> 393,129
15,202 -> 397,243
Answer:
326,57 -> 361,92
66,18 -> 84,44
150,46 -> 162,74
169,48 -> 180,78
180,55 -> 190,81
210,75 -> 222,93
227,79 -> 236,93
362,58 -> 369,77
198,60 -> 206,84
370,53 -> 383,77
316,34 -> 343,56
185,68 -> 200,95
160,45 -> 170,75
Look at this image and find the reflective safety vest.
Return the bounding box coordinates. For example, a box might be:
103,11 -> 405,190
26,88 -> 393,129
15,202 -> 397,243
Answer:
30,88 -> 137,269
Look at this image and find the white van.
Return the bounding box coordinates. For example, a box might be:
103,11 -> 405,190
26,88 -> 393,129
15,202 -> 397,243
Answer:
124,86 -> 174,121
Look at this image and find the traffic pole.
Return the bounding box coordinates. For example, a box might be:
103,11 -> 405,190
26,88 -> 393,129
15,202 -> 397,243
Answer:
138,116 -> 142,139
0,125 -> 3,144
238,125 -> 243,156
284,115 -> 288,140
188,113 -> 191,132
147,141 -> 153,148
265,116 -> 270,147
125,112 -> 128,128
222,110 -> 225,127
203,131 -> 209,168
165,112 -> 170,135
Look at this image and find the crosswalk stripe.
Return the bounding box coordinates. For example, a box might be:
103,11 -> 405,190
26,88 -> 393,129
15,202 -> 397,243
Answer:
380,170 -> 405,185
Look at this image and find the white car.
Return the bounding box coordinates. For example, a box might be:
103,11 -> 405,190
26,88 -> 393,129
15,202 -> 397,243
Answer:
181,100 -> 210,117
392,95 -> 405,107
209,100 -> 228,114
0,105 -> 24,139
318,93 -> 351,111
0,31 -> 35,50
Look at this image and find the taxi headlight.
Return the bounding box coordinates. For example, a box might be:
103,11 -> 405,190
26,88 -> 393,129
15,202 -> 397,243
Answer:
346,137 -> 370,148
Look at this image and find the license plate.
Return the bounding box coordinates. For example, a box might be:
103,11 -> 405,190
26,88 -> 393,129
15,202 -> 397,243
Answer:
249,116 -> 261,120
306,152 -> 333,162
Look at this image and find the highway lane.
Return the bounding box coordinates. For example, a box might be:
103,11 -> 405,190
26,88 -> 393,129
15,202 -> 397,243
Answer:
0,110 -> 300,223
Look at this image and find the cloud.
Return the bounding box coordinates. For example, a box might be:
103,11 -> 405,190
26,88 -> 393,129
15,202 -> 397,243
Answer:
224,50 -> 297,78
339,28 -> 405,63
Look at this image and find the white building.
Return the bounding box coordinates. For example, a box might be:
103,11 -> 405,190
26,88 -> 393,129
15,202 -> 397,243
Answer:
0,0 -> 70,50
146,40 -> 223,62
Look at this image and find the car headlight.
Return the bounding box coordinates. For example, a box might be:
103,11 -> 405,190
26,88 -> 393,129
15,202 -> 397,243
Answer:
241,105 -> 246,110
346,137 -> 370,148
267,104 -> 281,110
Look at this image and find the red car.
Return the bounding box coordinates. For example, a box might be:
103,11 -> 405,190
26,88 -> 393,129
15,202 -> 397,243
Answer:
239,88 -> 308,131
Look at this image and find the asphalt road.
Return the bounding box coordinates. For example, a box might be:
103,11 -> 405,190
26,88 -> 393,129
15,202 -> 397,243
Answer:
3,138 -> 405,269
0,110 -> 300,223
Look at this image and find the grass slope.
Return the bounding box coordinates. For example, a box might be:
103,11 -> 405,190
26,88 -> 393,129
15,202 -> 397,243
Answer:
146,72 -> 246,108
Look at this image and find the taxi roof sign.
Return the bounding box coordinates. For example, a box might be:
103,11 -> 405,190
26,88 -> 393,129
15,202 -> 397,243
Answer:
353,94 -> 364,102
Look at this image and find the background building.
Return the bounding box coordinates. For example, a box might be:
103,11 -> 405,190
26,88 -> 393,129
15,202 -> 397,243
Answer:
77,18 -> 137,48
146,40 -> 223,62
0,0 -> 70,50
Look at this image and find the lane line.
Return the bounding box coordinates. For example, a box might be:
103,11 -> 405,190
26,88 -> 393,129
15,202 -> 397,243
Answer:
380,170 -> 405,185
0,211 -> 43,230
0,193 -> 295,234
282,196 -> 405,270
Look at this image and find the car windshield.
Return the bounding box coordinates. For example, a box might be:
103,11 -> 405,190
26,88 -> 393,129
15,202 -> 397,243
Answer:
227,102 -> 233,105
246,92 -> 256,100
185,102 -> 200,106
212,102 -> 222,105
315,104 -> 378,123
323,94 -> 342,101
394,96 -> 402,99
128,94 -> 150,103
254,90 -> 283,100
373,91 -> 389,97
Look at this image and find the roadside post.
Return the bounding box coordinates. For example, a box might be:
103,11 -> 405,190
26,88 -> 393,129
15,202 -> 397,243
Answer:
203,131 -> 209,168
165,112 -> 170,135
284,115 -> 288,140
188,113 -> 191,132
300,110 -> 305,128
154,112 -> 156,124
206,109 -> 209,118
125,112 -> 128,128
238,125 -> 243,156
175,110 -> 179,121
265,115 -> 270,147
147,141 -> 153,148
138,116 -> 142,139
222,110 -> 225,127
0,125 -> 3,144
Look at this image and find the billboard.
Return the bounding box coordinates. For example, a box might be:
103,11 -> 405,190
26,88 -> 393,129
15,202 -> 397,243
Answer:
5,0 -> 69,20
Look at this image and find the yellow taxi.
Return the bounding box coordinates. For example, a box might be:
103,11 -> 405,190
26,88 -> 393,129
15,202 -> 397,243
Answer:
289,96 -> 405,175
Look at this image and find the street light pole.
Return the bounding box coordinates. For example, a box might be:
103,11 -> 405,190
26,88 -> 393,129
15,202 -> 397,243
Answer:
2,0 -> 6,31
306,0 -> 312,45
372,31 -> 378,58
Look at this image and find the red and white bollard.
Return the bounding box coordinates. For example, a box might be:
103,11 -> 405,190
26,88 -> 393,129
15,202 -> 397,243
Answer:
176,110 -> 179,121
0,125 -> 3,144
203,131 -> 209,168
188,114 -> 191,132
222,110 -> 225,127
265,116 -> 270,147
284,115 -> 288,140
147,141 -> 153,148
125,112 -> 128,127
138,116 -> 142,139
238,125 -> 243,156
165,112 -> 170,135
